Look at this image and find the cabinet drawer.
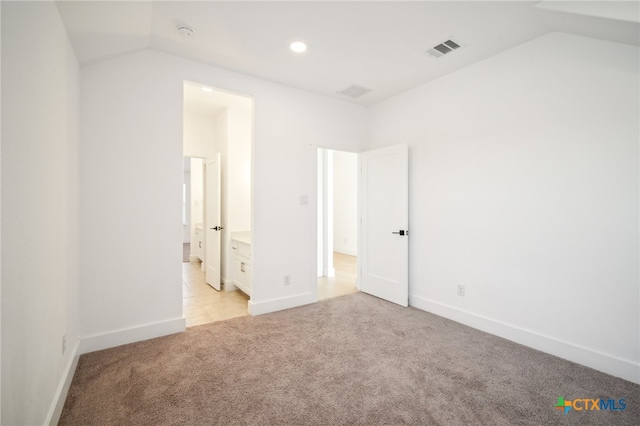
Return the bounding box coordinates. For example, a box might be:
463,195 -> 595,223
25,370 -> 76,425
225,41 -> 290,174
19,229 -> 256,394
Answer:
194,228 -> 204,260
234,259 -> 252,294
232,241 -> 251,259
234,259 -> 246,282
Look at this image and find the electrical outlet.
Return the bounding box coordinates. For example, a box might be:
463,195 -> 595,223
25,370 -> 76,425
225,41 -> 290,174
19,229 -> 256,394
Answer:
457,285 -> 465,297
284,274 -> 291,285
62,334 -> 67,354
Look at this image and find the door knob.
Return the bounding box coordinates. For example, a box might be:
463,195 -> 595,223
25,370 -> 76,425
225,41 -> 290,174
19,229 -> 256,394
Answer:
392,230 -> 408,236
210,226 -> 224,231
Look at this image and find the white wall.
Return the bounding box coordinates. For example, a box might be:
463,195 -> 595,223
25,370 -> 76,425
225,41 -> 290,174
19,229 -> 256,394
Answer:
319,149 -> 334,277
226,98 -> 252,237
79,48 -> 367,346
317,152 -> 324,276
333,150 -> 358,256
183,107 -> 216,257
183,171 -> 190,243
222,99 -> 252,287
1,2 -> 3,421
190,159 -> 204,230
183,110 -> 216,159
190,158 -> 204,259
215,109 -> 230,280
369,32 -> 639,383
1,2 -> 80,424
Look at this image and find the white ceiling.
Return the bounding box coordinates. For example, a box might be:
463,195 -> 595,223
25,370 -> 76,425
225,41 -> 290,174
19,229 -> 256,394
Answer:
56,1 -> 639,106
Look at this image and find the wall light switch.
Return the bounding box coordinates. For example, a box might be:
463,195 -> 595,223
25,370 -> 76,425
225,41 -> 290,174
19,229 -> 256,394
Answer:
300,195 -> 309,206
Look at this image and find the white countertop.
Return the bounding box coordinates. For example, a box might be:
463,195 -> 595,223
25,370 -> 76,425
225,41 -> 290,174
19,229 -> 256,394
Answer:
231,231 -> 251,245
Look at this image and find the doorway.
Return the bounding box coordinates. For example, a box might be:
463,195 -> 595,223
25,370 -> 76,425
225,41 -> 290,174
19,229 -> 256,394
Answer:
183,158 -> 192,263
182,81 -> 254,327
317,148 -> 359,300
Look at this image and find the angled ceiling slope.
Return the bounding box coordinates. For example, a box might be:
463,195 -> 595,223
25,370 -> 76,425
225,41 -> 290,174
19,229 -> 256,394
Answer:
56,1 -> 640,106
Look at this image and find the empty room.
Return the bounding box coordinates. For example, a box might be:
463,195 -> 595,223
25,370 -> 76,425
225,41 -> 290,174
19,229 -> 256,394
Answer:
1,1 -> 639,425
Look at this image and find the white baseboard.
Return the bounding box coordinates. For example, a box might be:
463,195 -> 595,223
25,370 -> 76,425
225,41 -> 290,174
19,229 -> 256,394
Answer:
46,318 -> 187,424
334,246 -> 357,256
79,317 -> 186,355
322,267 -> 335,277
46,340 -> 80,426
249,292 -> 316,316
410,295 -> 640,385
223,277 -> 237,292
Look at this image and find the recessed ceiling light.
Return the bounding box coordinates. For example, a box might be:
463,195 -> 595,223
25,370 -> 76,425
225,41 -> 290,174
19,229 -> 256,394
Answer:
202,87 -> 213,93
290,41 -> 307,53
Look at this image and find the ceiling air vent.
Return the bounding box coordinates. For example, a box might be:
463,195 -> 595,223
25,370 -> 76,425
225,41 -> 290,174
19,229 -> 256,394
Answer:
426,39 -> 462,59
336,84 -> 371,99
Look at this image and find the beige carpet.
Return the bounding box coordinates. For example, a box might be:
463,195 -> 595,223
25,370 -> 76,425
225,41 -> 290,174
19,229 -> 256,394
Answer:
60,293 -> 639,425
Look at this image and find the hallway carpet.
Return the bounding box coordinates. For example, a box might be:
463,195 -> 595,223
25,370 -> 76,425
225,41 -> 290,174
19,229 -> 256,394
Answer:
60,293 -> 638,425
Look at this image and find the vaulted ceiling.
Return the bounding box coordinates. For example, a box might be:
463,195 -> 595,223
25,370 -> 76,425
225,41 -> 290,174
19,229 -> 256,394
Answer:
56,1 -> 639,106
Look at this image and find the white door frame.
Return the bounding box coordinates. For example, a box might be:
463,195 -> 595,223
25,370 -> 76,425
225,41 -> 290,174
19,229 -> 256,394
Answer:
316,147 -> 361,292
205,154 -> 222,290
183,80 -> 255,303
318,149 -> 335,278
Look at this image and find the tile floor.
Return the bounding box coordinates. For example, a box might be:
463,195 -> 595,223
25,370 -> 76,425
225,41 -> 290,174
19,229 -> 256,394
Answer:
182,261 -> 250,327
318,252 -> 359,300
183,252 -> 358,327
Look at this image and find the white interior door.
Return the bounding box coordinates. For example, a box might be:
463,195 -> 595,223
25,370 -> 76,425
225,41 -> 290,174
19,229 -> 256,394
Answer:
205,154 -> 222,290
360,143 -> 409,306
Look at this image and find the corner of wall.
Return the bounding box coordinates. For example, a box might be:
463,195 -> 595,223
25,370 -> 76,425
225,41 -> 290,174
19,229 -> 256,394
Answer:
410,295 -> 640,385
79,318 -> 186,355
248,292 -> 316,316
45,340 -> 81,426
0,0 -> 3,420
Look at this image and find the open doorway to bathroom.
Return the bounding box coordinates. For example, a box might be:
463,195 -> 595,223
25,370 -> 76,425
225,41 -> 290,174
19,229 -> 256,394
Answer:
182,81 -> 253,327
317,148 -> 359,300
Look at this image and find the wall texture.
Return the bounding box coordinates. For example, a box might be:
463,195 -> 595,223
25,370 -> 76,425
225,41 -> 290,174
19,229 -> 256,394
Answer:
183,111 -> 217,159
3,8 -> 637,426
79,48 -> 368,349
370,32 -> 639,383
333,150 -> 358,256
221,96 -> 252,287
1,2 -> 80,424
190,158 -> 204,257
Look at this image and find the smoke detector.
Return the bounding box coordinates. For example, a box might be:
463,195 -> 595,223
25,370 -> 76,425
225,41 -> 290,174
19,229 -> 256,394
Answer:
178,26 -> 195,38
